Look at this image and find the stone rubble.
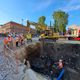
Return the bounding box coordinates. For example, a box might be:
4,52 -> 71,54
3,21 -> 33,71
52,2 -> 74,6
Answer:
0,51 -> 26,80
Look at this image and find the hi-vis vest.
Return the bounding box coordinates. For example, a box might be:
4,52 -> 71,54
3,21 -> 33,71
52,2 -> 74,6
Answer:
8,37 -> 12,42
39,34 -> 45,38
26,34 -> 32,39
3,38 -> 8,45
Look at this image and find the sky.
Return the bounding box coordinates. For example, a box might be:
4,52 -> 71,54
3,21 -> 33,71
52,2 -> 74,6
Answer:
0,0 -> 80,28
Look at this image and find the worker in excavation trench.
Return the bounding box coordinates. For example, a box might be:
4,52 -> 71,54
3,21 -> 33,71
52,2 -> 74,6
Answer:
50,59 -> 64,80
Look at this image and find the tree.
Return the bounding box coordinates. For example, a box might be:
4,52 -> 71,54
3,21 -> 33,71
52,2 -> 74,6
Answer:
54,20 -> 59,32
37,16 -> 47,34
53,10 -> 68,33
38,16 -> 46,25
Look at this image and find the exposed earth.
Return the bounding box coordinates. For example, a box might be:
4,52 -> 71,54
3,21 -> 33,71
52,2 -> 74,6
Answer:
26,42 -> 80,80
0,37 -> 80,80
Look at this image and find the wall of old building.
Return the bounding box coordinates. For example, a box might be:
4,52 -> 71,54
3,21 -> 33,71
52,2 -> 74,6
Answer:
68,25 -> 80,36
0,21 -> 30,34
0,23 -> 11,33
0,21 -> 37,35
9,22 -> 27,34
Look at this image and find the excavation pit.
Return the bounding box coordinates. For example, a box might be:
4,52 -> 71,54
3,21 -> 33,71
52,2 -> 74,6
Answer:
26,42 -> 80,80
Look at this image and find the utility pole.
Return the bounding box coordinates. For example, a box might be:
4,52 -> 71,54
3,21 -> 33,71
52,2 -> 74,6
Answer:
21,19 -> 24,33
21,19 -> 23,26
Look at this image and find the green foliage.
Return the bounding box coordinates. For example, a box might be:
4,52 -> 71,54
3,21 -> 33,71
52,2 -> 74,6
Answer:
53,10 -> 68,33
37,16 -> 46,33
38,16 -> 46,26
54,20 -> 59,32
27,20 -> 30,27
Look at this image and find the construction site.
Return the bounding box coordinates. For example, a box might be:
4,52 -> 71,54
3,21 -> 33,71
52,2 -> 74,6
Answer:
0,1 -> 80,79
0,35 -> 80,80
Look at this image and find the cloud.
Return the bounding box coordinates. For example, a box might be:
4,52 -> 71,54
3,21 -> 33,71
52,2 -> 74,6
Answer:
32,0 -> 53,11
0,10 -> 11,24
61,0 -> 80,12
65,5 -> 80,12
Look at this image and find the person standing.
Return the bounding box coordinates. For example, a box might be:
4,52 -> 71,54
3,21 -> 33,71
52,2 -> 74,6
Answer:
20,34 -> 24,45
7,35 -> 12,48
3,36 -> 8,54
15,35 -> 19,47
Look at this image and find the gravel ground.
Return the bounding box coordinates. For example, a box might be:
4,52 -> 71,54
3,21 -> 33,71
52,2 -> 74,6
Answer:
0,38 -> 46,80
0,50 -> 48,80
0,50 -> 26,80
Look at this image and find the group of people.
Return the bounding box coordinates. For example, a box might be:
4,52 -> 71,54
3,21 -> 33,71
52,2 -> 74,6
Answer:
3,32 -> 33,50
3,33 -> 25,49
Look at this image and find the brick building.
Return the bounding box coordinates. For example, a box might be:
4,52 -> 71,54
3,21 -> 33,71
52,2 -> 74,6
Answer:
0,21 -> 30,34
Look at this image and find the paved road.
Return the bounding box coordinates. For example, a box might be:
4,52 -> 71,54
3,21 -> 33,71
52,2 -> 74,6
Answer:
32,37 -> 39,42
57,40 -> 80,44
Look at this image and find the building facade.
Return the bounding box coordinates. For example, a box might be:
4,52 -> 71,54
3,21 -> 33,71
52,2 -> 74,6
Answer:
0,21 -> 30,34
68,25 -> 80,36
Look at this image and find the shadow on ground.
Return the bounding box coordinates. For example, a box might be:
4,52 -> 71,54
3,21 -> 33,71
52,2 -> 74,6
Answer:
26,42 -> 80,80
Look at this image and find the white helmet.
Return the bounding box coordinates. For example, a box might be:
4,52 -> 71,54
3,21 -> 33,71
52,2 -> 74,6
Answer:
8,35 -> 11,37
16,35 -> 19,37
59,59 -> 62,62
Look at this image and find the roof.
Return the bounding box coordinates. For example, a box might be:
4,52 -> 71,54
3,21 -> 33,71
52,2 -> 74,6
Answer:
69,25 -> 80,29
3,21 -> 26,27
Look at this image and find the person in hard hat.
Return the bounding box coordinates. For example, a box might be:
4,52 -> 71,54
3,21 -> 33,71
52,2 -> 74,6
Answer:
8,35 -> 11,41
58,59 -> 64,69
57,59 -> 64,80
7,35 -> 12,48
10,34 -> 14,49
20,34 -> 24,45
3,37 -> 8,47
3,36 -> 8,53
15,35 -> 19,47
26,32 -> 32,43
51,59 -> 64,79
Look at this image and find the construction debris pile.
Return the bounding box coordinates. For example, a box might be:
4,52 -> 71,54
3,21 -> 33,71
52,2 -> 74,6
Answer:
26,42 -> 80,80
0,51 -> 26,80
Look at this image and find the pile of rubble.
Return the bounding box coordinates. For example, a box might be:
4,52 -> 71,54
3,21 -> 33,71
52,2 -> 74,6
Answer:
0,51 -> 26,80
